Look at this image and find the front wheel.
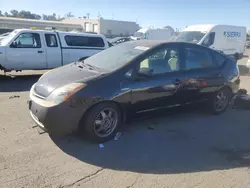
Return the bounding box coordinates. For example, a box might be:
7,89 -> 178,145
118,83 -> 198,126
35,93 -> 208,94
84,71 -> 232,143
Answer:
208,88 -> 232,114
79,103 -> 122,143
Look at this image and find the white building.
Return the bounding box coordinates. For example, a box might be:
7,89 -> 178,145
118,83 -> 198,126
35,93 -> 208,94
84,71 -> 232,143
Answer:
62,18 -> 140,37
0,16 -> 83,34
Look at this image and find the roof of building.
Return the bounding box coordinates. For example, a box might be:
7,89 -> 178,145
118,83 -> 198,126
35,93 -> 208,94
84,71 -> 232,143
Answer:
62,17 -> 138,24
0,16 -> 81,27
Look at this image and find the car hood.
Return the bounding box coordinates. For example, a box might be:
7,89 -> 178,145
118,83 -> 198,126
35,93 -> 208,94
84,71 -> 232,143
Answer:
34,63 -> 104,98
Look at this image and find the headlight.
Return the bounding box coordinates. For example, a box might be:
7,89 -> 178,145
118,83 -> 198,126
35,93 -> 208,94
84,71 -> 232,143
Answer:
46,83 -> 86,104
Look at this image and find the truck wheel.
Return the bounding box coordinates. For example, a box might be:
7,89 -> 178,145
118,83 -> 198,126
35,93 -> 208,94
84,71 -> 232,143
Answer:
79,102 -> 122,143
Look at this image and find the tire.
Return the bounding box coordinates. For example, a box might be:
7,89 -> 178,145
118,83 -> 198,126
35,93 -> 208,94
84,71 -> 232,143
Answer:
79,102 -> 122,143
208,88 -> 232,115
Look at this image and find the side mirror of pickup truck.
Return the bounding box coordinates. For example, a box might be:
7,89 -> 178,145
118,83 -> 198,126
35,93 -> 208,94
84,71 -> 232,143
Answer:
10,41 -> 18,48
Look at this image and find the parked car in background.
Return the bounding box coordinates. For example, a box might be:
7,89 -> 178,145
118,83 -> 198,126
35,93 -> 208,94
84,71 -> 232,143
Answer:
28,40 -> 240,143
131,28 -> 173,40
0,28 -> 109,72
176,24 -> 247,60
109,37 -> 132,45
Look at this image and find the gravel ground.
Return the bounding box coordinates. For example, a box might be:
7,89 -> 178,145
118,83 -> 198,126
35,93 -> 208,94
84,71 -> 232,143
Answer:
0,51 -> 250,188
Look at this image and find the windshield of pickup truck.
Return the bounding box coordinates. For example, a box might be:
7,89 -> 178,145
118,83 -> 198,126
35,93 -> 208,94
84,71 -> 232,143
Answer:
176,31 -> 206,43
83,42 -> 149,71
0,30 -> 18,45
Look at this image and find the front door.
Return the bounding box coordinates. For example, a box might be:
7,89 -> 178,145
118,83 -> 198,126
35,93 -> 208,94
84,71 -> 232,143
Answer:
6,32 -> 46,70
129,43 -> 186,113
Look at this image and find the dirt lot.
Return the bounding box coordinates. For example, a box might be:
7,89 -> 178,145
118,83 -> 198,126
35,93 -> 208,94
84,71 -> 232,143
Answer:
0,52 -> 250,188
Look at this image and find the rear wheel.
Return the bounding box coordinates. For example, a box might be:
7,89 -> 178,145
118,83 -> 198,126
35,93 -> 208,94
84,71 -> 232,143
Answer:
79,103 -> 122,143
208,88 -> 232,114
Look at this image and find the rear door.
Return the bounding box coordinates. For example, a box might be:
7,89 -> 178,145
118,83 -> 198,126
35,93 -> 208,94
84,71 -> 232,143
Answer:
181,44 -> 224,103
44,33 -> 62,68
129,43 -> 186,113
6,31 -> 47,70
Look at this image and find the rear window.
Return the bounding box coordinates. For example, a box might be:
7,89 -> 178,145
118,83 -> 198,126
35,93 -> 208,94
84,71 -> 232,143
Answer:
65,35 -> 105,47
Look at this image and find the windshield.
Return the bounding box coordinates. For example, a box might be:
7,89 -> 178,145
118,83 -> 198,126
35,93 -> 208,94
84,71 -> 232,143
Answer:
83,42 -> 150,71
133,32 -> 143,38
176,31 -> 206,43
0,30 -> 18,45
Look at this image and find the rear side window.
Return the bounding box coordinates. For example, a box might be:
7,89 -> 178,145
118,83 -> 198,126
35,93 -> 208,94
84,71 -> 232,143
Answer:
65,35 -> 105,47
184,47 -> 214,70
45,34 -> 58,47
213,51 -> 227,67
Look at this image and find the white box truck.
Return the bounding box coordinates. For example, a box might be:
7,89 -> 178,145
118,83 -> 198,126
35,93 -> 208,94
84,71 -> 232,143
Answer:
131,28 -> 173,41
176,24 -> 247,60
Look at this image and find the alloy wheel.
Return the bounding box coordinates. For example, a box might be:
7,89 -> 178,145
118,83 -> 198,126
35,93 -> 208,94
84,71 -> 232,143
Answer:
93,108 -> 118,138
214,90 -> 229,112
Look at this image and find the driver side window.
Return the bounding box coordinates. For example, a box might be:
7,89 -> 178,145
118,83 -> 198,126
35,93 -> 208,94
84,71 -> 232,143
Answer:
139,47 -> 180,75
11,33 -> 41,48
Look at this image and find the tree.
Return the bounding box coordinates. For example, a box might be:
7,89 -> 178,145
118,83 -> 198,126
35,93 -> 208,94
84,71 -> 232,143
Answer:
4,12 -> 9,17
33,14 -> 41,20
0,9 -> 71,21
65,12 -> 74,18
10,10 -> 19,17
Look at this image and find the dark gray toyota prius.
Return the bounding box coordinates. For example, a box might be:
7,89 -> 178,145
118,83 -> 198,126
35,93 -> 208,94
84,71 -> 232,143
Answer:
29,40 -> 240,143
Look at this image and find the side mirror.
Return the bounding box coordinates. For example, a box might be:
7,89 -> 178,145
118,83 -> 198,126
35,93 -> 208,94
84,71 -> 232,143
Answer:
10,41 -> 17,48
137,67 -> 153,78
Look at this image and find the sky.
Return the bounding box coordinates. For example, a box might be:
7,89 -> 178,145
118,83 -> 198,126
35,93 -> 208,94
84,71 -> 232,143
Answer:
1,0 -> 250,30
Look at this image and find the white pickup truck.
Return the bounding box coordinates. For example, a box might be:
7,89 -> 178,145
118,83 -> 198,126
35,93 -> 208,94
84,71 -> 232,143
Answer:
0,29 -> 110,72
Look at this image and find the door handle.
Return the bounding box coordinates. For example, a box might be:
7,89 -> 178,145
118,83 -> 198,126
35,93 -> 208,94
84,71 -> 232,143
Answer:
37,51 -> 44,53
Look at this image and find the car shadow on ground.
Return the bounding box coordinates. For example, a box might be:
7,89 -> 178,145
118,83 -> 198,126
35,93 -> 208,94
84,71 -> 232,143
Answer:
51,107 -> 250,174
0,74 -> 42,92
